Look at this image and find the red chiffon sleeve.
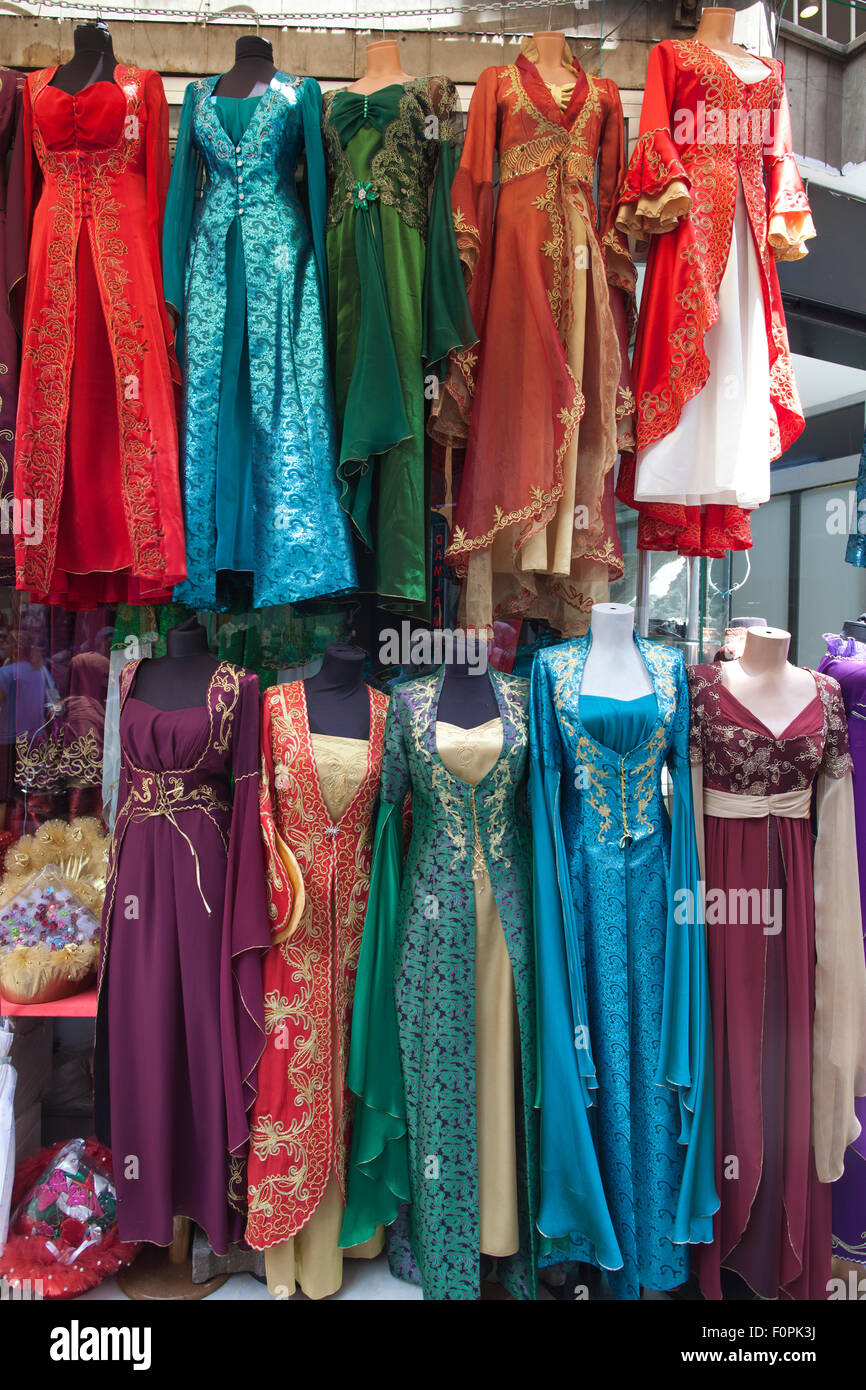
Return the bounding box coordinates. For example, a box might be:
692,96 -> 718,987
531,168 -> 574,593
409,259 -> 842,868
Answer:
6,76 -> 38,334
143,70 -> 180,373
597,78 -> 634,297
765,67 -> 815,262
429,65 -> 499,443
615,42 -> 692,250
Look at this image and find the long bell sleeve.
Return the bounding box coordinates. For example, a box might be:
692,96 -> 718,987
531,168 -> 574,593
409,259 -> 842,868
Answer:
657,653 -> 718,1245
299,77 -> 329,313
615,42 -> 692,252
162,80 -> 201,357
258,690 -> 305,946
765,71 -> 815,262
528,653 -> 622,1271
421,76 -> 477,384
339,693 -> 412,1249
812,680 -> 866,1182
220,670 -> 270,1160
428,64 -> 498,445
6,77 -> 38,334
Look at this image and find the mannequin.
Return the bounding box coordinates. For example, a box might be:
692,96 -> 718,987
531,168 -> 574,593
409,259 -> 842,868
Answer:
213,35 -> 277,99
719,627 -> 818,737
437,641 -> 500,729
304,643 -> 370,738
581,603 -> 654,700
842,615 -> 866,644
693,6 -> 771,81
130,618 -> 220,711
529,31 -> 578,87
347,40 -> 413,95
50,21 -> 117,95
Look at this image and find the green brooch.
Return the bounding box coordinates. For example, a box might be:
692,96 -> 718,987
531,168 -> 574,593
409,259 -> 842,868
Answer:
352,180 -> 378,211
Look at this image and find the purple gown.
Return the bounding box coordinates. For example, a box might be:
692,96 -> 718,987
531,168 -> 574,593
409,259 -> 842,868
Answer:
94,659 -> 268,1252
818,637 -> 866,1266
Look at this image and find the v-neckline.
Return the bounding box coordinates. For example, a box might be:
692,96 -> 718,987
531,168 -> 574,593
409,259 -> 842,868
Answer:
716,666 -> 822,741
515,53 -> 589,130
205,70 -> 290,152
431,667 -> 510,792
693,39 -> 776,88
296,680 -> 376,831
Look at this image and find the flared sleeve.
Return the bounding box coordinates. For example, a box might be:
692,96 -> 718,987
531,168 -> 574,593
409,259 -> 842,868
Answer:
765,68 -> 815,262
221,670 -> 270,1157
812,679 -> 866,1182
421,76 -> 477,383
427,64 -> 498,444
615,41 -> 691,251
656,653 -> 718,1244
162,80 -> 200,336
597,78 -> 636,300
339,693 -> 412,1248
258,690 -> 305,946
528,653 -> 622,1270
6,76 -> 37,332
299,76 -> 329,313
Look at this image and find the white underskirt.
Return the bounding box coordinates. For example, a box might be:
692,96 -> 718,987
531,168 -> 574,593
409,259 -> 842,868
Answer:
633,180 -> 771,510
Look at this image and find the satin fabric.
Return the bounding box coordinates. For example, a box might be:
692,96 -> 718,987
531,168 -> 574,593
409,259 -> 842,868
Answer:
530,635 -> 717,1299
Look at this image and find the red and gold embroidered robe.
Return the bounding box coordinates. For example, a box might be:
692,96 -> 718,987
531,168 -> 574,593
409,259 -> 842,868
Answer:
615,39 -> 813,557
12,65 -> 184,607
246,680 -> 387,1247
431,41 -> 635,638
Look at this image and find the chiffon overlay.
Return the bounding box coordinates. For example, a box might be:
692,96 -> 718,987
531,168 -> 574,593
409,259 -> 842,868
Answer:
529,636 -> 717,1299
93,659 -> 269,1252
164,73 -> 356,610
817,637 -> 866,1266
0,68 -> 24,586
340,669 -> 539,1301
688,664 -> 866,1298
616,39 -> 814,556
323,78 -> 475,615
432,37 -> 635,636
12,66 -> 185,606
246,681 -> 387,1298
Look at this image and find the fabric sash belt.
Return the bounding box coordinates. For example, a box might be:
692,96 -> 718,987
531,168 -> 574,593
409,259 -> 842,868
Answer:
118,764 -> 231,914
703,785 -> 812,820
499,135 -> 594,188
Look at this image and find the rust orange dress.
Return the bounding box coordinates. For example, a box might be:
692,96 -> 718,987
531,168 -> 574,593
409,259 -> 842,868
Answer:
13,66 -> 184,607
432,39 -> 635,637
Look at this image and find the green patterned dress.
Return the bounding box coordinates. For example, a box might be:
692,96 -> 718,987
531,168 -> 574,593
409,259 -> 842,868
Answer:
339,667 -> 539,1300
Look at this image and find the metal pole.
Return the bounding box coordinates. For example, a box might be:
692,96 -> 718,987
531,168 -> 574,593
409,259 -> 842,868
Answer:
685,554 -> 701,664
636,549 -> 651,637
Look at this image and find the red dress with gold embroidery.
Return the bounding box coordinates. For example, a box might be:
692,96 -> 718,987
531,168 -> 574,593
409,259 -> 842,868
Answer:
432,42 -> 635,637
246,681 -> 387,1254
13,66 -> 184,607
615,40 -> 813,557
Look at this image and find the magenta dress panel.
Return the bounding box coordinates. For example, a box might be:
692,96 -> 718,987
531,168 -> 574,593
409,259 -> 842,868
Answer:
687,664 -> 852,1300
818,640 -> 866,1266
93,659 -> 268,1253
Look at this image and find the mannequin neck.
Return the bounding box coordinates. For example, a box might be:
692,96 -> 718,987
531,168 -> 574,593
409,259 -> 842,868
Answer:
304,644 -> 369,738
235,35 -> 274,62
437,657 -> 498,730
310,643 -> 366,694
695,7 -> 737,49
531,31 -> 576,85
589,603 -> 636,652
53,25 -> 117,92
215,37 -> 276,97
74,23 -> 115,57
739,628 -> 791,676
348,40 -> 413,92
165,620 -> 211,660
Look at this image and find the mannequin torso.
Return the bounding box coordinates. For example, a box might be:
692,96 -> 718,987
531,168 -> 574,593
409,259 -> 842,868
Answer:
304,643 -> 370,739
530,31 -> 578,88
694,7 -> 772,82
436,657 -> 500,730
347,40 -> 413,95
51,23 -> 117,94
130,619 -> 220,711
719,628 -> 818,737
213,36 -> 277,99
581,604 -> 654,700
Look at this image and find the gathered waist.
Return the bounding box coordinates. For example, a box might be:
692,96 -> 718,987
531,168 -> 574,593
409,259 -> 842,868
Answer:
703,785 -> 812,820
499,135 -> 595,188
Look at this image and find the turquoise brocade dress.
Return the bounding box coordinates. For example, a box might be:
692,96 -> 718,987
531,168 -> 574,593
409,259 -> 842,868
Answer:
163,73 -> 356,610
529,635 -> 718,1299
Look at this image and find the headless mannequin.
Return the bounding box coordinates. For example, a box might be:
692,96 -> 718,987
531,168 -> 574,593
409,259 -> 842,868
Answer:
347,40 -> 413,95
50,22 -> 117,94
694,6 -> 770,81
304,643 -> 370,739
530,31 -> 578,87
842,616 -> 866,644
437,646 -> 500,730
213,36 -> 277,99
581,603 -> 654,700
719,627 -> 817,737
131,618 -> 220,711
